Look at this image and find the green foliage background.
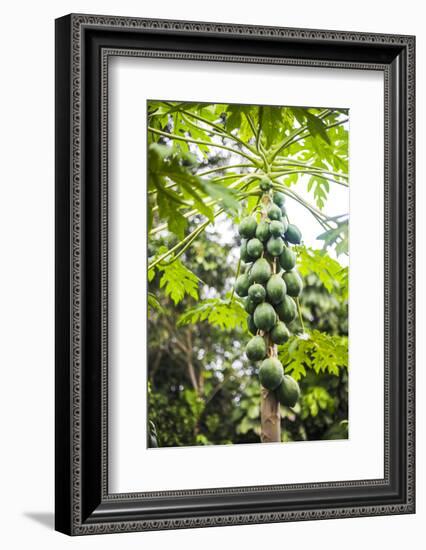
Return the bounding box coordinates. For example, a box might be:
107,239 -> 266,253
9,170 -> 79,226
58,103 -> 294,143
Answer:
147,101 -> 349,447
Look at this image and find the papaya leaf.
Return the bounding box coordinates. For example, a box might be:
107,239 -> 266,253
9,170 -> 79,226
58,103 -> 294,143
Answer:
174,176 -> 214,221
154,185 -> 188,240
172,112 -> 189,152
148,292 -> 165,314
160,101 -> 198,114
322,419 -> 349,440
147,103 -> 171,129
279,330 -> 348,381
297,246 -> 348,299
293,108 -> 332,145
301,386 -> 335,420
281,108 -> 295,134
148,142 -> 241,235
261,106 -> 283,148
307,175 -> 330,209
292,107 -> 307,128
157,259 -> 199,305
225,105 -> 242,133
317,220 -> 349,256
201,180 -> 240,213
282,172 -> 299,187
167,209 -> 188,240
177,297 -> 246,331
286,111 -> 348,182
305,111 -> 331,145
239,107 -> 256,142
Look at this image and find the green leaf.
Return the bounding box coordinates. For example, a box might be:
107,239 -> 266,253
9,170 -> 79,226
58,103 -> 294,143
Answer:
283,172 -> 299,187
307,174 -> 333,210
261,106 -> 282,148
239,106 -> 256,142
237,416 -> 255,435
148,141 -> 243,236
168,210 -> 188,240
177,296 -> 246,331
297,246 -> 348,299
202,180 -> 240,213
172,112 -> 189,152
157,259 -> 199,305
148,292 -> 165,313
317,220 -> 348,256
305,112 -> 331,145
279,330 -> 348,381
301,386 -> 335,419
225,106 -> 242,133
175,176 -> 214,221
293,108 -> 331,145
322,419 -> 349,440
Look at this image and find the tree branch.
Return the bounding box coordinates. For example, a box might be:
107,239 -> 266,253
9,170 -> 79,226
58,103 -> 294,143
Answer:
148,126 -> 259,165
179,111 -> 260,157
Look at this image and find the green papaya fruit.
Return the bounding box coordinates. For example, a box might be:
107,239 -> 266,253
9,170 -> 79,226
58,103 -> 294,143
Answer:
240,239 -> 249,263
239,216 -> 257,239
283,270 -> 303,297
259,357 -> 284,390
246,238 -> 264,260
250,258 -> 272,284
246,335 -> 267,361
244,296 -> 256,314
266,236 -> 284,256
272,191 -> 285,207
284,223 -> 302,244
253,302 -> 277,331
275,375 -> 300,407
255,220 -> 270,242
248,283 -> 266,304
279,246 -> 296,271
266,274 -> 287,304
267,204 -> 282,221
235,273 -> 251,297
269,220 -> 285,237
247,315 -> 257,335
275,295 -> 297,323
270,321 -> 290,344
281,216 -> 289,233
259,177 -> 273,191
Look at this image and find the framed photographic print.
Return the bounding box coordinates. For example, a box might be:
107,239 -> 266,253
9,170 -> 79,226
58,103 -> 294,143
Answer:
55,14 -> 415,535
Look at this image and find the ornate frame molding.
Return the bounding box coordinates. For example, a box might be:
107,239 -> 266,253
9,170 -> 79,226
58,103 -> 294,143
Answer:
55,14 -> 415,536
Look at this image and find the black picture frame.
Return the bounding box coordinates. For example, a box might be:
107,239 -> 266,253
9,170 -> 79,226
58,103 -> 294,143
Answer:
55,13 -> 415,536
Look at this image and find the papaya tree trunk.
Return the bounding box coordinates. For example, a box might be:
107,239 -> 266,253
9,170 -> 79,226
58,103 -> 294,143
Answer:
260,387 -> 281,442
259,194 -> 282,443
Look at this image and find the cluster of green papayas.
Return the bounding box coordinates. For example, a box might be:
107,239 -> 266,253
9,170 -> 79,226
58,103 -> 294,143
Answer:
235,180 -> 302,408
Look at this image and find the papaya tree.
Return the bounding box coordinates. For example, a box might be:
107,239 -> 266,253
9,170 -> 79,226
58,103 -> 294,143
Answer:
147,101 -> 348,444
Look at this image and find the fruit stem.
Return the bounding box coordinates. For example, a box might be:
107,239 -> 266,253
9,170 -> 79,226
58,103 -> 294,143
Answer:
148,208 -> 224,270
196,163 -> 254,177
250,194 -> 262,215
